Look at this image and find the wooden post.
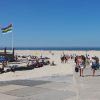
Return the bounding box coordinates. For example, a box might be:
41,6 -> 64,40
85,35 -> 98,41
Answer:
13,48 -> 14,61
4,48 -> 6,55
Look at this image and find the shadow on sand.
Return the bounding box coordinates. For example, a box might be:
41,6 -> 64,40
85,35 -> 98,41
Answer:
84,75 -> 100,77
5,66 -> 35,73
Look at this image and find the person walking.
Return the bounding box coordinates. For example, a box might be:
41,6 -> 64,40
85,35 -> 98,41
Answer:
77,56 -> 85,77
91,57 -> 99,76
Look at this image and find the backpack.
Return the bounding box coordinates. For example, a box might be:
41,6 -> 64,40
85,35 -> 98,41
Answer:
75,66 -> 79,72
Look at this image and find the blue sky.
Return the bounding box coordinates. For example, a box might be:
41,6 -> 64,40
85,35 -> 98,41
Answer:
0,0 -> 100,47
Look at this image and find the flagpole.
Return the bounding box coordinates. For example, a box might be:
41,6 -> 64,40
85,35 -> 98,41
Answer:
11,29 -> 13,51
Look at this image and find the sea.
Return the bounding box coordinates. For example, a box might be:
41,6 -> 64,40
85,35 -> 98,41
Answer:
0,47 -> 100,51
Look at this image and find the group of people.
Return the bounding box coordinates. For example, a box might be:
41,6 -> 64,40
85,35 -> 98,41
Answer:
60,54 -> 70,63
75,55 -> 99,77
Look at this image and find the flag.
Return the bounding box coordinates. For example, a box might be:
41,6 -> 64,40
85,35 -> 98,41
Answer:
1,24 -> 13,33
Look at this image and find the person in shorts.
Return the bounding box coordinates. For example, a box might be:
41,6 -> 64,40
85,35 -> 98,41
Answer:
77,56 -> 85,77
91,57 -> 99,76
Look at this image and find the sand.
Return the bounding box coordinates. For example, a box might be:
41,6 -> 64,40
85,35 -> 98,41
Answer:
0,50 -> 100,81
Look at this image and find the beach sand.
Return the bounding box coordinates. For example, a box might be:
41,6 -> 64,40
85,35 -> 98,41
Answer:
0,50 -> 100,81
